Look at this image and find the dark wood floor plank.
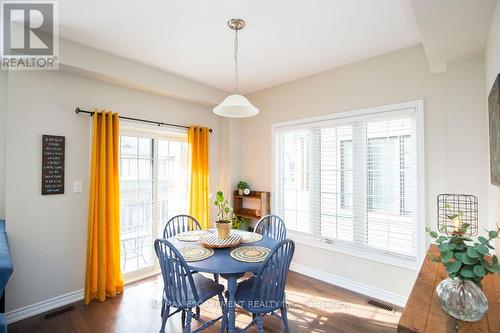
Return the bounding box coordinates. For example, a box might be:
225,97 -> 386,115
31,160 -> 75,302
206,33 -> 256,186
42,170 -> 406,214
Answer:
8,271 -> 401,332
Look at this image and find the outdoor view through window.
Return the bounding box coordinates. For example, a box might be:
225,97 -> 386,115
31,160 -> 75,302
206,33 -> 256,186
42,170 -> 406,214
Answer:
119,133 -> 188,274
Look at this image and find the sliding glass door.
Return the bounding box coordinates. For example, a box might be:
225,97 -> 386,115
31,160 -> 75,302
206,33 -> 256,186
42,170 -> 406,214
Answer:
157,139 -> 189,237
119,130 -> 188,279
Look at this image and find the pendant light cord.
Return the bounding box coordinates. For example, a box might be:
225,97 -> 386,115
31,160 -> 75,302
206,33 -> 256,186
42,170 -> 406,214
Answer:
234,29 -> 239,94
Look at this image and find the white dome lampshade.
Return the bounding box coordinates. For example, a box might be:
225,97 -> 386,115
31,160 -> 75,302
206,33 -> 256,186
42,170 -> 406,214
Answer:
213,94 -> 259,118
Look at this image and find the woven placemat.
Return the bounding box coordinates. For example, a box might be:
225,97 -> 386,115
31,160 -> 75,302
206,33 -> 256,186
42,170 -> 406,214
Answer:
233,231 -> 263,244
230,246 -> 270,263
179,246 -> 214,262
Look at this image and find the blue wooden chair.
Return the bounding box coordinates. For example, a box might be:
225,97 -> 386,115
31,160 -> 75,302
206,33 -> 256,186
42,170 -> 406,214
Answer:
227,239 -> 295,333
163,214 -> 220,285
163,215 -> 202,239
154,239 -> 227,333
254,215 -> 287,242
163,214 -> 220,293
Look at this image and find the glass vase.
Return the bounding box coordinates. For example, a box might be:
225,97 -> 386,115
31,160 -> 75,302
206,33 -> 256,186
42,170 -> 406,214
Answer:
436,277 -> 488,322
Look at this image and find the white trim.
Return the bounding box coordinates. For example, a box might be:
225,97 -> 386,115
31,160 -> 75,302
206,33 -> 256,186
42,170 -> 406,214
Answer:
120,125 -> 188,141
271,100 -> 422,130
290,262 -> 408,308
271,99 -> 426,270
6,289 -> 84,324
5,272 -> 161,324
414,100 -> 426,268
120,120 -> 188,137
289,230 -> 420,270
124,267 -> 160,285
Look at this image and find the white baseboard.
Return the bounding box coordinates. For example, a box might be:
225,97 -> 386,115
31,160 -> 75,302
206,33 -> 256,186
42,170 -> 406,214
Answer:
5,273 -> 158,325
6,289 -> 84,324
6,266 -> 407,325
290,262 -> 408,307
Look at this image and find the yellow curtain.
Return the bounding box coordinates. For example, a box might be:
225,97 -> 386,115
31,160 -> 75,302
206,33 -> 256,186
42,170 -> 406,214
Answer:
188,127 -> 210,229
84,111 -> 123,304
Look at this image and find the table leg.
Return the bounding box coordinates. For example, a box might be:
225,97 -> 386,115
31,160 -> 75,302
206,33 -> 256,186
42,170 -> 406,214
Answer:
224,275 -> 238,333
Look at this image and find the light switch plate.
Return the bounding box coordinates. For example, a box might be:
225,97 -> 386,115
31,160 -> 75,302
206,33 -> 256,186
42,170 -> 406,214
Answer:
73,181 -> 83,193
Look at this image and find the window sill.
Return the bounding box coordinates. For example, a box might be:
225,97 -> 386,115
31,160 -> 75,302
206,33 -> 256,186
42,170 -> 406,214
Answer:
288,230 -> 422,271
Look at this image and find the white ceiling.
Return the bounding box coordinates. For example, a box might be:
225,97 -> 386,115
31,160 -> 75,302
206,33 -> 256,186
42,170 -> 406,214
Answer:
410,0 -> 497,74
57,0 -> 421,94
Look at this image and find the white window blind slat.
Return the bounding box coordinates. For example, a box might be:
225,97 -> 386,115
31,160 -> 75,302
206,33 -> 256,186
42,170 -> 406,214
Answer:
273,106 -> 421,261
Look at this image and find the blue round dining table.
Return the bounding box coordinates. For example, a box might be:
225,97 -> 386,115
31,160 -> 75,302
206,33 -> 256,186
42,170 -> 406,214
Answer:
167,232 -> 279,333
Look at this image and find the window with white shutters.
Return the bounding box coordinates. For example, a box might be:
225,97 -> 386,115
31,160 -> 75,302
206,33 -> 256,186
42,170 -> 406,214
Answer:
272,101 -> 424,268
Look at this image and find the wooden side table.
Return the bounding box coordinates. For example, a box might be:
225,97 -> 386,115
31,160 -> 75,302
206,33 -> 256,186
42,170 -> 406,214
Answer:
398,245 -> 500,332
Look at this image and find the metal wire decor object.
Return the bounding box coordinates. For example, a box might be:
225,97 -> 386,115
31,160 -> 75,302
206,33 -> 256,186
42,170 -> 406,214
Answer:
437,194 -> 478,236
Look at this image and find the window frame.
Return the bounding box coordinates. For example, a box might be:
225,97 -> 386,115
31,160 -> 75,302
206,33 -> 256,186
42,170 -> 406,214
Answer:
271,100 -> 425,270
119,124 -> 189,282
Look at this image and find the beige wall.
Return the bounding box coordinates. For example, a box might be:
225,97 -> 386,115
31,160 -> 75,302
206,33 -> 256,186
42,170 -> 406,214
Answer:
242,45 -> 490,298
59,38 -> 227,106
4,70 -> 225,312
485,0 -> 500,253
445,58 -> 490,226
0,71 -> 6,219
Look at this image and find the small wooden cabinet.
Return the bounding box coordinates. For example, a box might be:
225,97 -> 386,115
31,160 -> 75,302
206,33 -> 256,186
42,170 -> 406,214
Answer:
233,191 -> 270,221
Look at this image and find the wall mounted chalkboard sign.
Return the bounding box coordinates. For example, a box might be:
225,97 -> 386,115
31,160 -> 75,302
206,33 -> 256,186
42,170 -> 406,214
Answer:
41,135 -> 65,195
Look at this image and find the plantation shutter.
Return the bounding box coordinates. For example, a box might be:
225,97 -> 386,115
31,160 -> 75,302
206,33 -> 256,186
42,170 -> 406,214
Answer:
273,107 -> 419,260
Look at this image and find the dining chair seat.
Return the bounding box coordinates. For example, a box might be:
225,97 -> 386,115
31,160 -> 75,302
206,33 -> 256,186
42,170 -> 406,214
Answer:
225,277 -> 285,313
167,273 -> 224,308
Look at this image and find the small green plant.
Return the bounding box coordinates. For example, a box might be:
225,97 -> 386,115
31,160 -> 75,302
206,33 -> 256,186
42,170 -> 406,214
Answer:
426,222 -> 500,287
214,190 -> 232,222
440,203 -> 465,235
237,181 -> 249,190
232,216 -> 250,230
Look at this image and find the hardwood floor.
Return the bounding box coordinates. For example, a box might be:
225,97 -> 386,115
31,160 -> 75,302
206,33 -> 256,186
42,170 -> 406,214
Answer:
8,272 -> 401,332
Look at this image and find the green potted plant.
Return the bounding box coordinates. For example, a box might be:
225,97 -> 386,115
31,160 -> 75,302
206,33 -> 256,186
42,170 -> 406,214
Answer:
214,190 -> 232,239
237,181 -> 249,196
426,221 -> 500,322
232,216 -> 250,231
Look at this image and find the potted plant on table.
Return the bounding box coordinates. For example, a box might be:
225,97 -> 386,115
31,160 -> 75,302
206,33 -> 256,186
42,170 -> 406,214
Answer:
426,220 -> 500,322
214,190 -> 232,239
237,181 -> 249,196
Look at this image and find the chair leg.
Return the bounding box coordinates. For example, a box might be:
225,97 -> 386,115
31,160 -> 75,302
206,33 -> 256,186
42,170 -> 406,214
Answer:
160,305 -> 169,333
218,293 -> 227,333
213,273 -> 219,284
281,306 -> 290,333
181,310 -> 186,327
184,309 -> 193,333
196,306 -> 200,318
256,314 -> 264,333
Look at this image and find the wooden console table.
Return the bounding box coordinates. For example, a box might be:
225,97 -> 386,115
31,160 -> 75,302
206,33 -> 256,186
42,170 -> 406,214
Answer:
398,245 -> 499,332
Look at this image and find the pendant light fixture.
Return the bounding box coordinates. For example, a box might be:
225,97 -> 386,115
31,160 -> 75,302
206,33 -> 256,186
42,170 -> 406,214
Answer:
213,18 -> 259,118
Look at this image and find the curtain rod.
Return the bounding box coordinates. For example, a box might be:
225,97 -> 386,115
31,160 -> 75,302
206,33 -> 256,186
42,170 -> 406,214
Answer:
75,107 -> 213,133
